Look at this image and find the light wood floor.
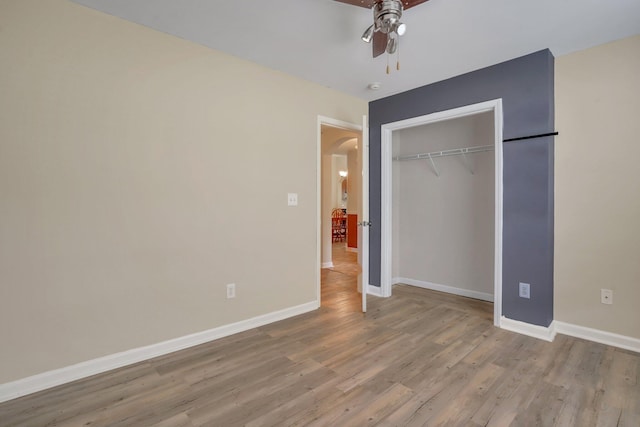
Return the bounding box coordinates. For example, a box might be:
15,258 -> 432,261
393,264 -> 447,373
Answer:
1,243 -> 639,426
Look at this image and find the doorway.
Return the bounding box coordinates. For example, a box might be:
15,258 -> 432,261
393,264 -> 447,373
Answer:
317,116 -> 368,312
380,100 -> 504,325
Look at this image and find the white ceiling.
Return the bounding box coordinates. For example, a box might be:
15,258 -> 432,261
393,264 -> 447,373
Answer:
71,0 -> 640,101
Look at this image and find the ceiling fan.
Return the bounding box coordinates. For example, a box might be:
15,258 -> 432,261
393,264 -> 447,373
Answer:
335,0 -> 430,58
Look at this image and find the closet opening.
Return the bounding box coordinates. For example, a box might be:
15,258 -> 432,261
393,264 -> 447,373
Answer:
380,100 -> 503,326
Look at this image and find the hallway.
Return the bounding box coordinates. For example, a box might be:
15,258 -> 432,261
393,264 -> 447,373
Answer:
321,242 -> 360,313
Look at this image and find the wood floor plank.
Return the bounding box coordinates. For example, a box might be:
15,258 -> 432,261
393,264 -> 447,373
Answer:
243,374 -> 345,427
511,381 -> 568,426
149,413 -> 194,427
55,379 -> 189,427
1,364 -> 164,427
1,243 -> 638,426
428,362 -> 505,426
289,385 -> 375,427
335,382 -> 414,427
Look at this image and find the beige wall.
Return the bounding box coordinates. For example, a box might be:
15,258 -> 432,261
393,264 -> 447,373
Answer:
0,0 -> 366,383
392,113 -> 494,296
555,35 -> 640,339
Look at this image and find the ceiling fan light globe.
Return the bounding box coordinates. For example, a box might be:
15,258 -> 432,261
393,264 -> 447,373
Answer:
396,22 -> 406,36
361,24 -> 374,43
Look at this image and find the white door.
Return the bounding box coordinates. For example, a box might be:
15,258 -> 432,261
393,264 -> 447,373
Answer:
358,115 -> 369,312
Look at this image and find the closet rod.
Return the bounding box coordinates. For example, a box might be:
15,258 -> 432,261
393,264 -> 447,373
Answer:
504,131 -> 558,143
392,132 -> 559,162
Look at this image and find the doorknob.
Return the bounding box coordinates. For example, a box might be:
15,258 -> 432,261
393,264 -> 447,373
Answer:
358,221 -> 372,227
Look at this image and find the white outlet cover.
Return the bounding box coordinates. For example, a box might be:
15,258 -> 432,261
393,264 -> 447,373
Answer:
519,282 -> 530,299
287,193 -> 298,206
601,289 -> 613,305
226,283 -> 236,299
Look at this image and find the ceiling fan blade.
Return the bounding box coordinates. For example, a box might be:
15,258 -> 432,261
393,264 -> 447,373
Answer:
373,31 -> 387,57
334,0 -> 377,9
402,0 -> 430,10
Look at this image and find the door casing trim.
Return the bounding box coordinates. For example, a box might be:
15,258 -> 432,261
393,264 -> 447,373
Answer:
379,99 -> 504,327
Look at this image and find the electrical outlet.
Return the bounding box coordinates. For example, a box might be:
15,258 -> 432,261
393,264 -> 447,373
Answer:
287,193 -> 298,206
519,282 -> 530,299
226,283 -> 236,299
601,289 -> 612,305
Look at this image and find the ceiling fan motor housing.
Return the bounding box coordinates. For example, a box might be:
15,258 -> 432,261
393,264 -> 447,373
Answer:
374,0 -> 404,34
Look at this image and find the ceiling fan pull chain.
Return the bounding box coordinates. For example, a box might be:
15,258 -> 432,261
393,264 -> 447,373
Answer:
397,38 -> 401,71
386,53 -> 390,74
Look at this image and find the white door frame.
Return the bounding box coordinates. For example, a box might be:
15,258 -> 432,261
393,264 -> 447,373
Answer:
360,114 -> 369,312
379,99 -> 504,326
317,116 -> 365,310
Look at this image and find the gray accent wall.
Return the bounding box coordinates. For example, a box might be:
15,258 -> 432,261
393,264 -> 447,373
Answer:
369,50 -> 555,327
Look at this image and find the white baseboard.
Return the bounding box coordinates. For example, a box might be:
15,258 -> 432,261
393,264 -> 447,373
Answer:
555,321 -> 640,354
0,300 -> 319,404
367,285 -> 383,297
346,247 -> 358,253
393,277 -> 494,302
321,262 -> 334,269
500,316 -> 557,342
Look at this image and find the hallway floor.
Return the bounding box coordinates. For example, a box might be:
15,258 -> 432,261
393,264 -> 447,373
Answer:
321,242 -> 360,313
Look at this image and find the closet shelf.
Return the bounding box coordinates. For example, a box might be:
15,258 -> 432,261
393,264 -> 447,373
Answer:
391,132 -> 557,177
392,144 -> 494,162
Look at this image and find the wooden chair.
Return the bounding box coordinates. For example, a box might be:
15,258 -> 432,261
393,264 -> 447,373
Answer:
331,208 -> 347,242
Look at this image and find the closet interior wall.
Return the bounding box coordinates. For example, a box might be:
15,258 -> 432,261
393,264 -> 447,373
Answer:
392,112 -> 495,300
